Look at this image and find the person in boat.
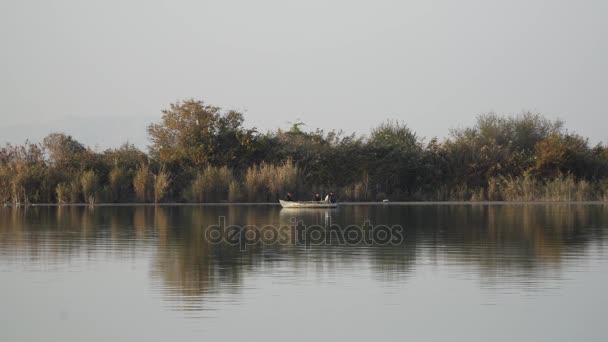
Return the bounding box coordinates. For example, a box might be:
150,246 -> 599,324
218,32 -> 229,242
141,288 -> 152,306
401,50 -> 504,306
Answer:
285,192 -> 295,201
313,193 -> 322,201
324,192 -> 336,203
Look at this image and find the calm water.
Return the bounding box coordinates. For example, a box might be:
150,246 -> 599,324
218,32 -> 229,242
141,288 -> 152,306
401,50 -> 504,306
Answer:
1,204 -> 608,341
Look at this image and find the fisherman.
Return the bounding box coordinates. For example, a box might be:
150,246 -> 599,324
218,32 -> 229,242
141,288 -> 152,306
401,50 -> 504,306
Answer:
324,192 -> 336,203
285,192 -> 295,201
313,193 -> 322,201
329,192 -> 336,203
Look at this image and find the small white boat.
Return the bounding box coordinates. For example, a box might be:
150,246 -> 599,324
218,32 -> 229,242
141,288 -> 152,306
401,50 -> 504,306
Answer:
279,200 -> 338,208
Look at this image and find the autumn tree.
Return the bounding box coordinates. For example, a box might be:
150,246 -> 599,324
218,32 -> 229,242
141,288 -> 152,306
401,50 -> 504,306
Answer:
533,134 -> 596,179
147,99 -> 257,170
43,133 -> 87,169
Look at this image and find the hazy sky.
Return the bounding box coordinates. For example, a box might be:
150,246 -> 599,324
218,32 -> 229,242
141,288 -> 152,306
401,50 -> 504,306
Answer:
1,0 -> 606,149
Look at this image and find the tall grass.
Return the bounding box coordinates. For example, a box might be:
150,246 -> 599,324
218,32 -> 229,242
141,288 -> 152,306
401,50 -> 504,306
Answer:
340,176 -> 370,201
56,183 -> 70,204
228,180 -> 241,203
109,165 -> 129,202
80,170 -> 98,205
133,163 -> 151,203
484,173 -> 602,202
600,180 -> 608,202
153,169 -> 171,204
7,161 -> 43,205
244,159 -> 298,202
69,177 -> 81,203
190,166 -> 234,202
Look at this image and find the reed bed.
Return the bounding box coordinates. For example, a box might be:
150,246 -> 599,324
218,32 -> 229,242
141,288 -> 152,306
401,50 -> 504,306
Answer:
189,166 -> 234,202
244,159 -> 298,202
153,169 -> 171,204
134,163 -> 152,203
481,174 -> 604,202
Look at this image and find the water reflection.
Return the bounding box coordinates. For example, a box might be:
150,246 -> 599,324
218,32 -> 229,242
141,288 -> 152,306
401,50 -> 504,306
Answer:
0,204 -> 607,310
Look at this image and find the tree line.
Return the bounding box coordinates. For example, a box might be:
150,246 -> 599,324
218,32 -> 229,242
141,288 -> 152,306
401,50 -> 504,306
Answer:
2,99 -> 608,205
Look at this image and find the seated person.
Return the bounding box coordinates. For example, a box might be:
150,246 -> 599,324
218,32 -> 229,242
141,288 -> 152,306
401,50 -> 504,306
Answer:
324,192 -> 337,203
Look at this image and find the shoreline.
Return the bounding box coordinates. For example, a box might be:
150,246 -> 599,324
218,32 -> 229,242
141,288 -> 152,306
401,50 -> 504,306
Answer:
3,200 -> 608,208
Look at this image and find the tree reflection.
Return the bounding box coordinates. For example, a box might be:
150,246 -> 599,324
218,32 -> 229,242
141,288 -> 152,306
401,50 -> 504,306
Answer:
0,204 -> 606,310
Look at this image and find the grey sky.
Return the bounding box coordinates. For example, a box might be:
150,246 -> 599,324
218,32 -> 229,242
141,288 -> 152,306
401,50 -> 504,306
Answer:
1,0 -> 606,149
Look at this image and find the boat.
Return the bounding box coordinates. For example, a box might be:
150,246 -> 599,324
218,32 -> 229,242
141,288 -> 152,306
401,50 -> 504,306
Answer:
279,200 -> 338,208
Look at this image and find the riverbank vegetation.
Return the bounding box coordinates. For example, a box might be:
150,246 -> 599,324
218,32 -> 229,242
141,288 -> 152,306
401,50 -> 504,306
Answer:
1,99 -> 608,204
